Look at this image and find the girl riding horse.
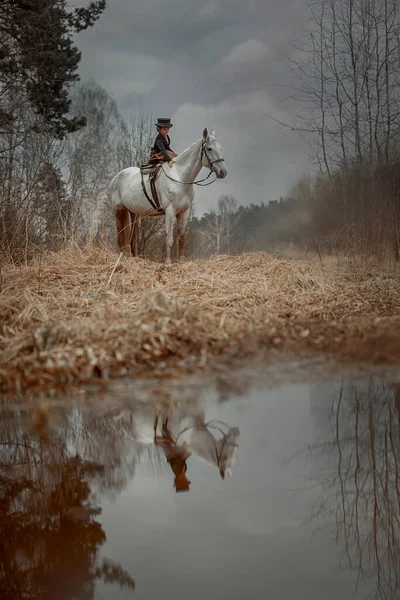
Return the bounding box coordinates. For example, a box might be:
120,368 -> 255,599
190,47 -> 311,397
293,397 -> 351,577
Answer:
149,118 -> 178,168
153,415 -> 192,493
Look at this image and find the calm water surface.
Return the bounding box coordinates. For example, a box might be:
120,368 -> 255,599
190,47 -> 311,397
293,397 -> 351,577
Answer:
1,369 -> 399,599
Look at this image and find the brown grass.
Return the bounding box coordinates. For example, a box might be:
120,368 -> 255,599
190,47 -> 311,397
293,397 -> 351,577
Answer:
1,244 -> 400,392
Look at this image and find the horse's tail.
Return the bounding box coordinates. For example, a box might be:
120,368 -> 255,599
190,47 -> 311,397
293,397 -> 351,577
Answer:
107,173 -> 120,206
109,172 -> 132,254
130,213 -> 141,256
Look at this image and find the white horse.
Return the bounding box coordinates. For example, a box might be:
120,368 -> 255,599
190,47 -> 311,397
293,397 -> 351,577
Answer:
107,128 -> 227,266
109,404 -> 240,491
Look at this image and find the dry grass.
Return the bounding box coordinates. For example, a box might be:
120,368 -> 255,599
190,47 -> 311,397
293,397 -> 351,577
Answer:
1,243 -> 400,392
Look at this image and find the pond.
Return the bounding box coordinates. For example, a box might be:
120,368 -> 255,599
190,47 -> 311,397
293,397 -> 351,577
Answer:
1,366 -> 399,599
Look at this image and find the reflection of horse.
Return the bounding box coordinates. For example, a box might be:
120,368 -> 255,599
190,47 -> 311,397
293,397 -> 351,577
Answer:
117,404 -> 240,493
154,409 -> 239,492
176,414 -> 240,479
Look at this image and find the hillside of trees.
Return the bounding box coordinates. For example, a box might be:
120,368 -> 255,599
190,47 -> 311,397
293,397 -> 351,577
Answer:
2,0 -> 400,263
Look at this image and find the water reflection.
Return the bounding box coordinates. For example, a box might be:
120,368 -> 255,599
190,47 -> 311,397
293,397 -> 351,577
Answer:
310,378 -> 400,600
0,392 -> 240,598
0,398 -> 136,599
8,371 -> 400,599
95,401 -> 240,493
154,412 -> 239,491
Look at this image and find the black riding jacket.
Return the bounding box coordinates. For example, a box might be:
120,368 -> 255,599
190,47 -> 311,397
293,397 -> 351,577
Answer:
150,133 -> 174,161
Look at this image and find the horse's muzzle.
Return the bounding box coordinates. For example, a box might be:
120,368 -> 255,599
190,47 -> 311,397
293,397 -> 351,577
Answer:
212,163 -> 227,179
217,167 -> 227,179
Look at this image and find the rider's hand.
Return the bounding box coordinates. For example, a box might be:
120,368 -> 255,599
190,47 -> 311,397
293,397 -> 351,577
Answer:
168,161 -> 174,168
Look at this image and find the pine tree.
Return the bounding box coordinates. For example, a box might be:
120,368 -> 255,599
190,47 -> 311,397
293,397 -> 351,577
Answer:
0,0 -> 106,137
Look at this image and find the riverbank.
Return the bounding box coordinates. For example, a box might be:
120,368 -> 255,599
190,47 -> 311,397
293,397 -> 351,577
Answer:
1,244 -> 400,392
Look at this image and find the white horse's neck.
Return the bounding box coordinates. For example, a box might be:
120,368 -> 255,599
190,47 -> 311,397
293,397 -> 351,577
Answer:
173,139 -> 203,183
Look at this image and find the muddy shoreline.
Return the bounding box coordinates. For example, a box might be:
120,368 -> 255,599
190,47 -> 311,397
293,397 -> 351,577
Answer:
1,246 -> 400,394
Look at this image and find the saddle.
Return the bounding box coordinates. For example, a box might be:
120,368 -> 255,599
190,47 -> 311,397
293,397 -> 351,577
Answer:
140,155 -> 164,211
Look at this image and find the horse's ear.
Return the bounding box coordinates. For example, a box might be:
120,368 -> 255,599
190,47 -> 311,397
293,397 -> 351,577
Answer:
203,127 -> 208,139
210,128 -> 215,137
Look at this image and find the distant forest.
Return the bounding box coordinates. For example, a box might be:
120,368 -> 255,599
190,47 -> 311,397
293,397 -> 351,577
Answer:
186,166 -> 398,260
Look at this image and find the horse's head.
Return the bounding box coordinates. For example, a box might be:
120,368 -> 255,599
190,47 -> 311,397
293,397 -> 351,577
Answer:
201,128 -> 227,179
216,427 -> 240,479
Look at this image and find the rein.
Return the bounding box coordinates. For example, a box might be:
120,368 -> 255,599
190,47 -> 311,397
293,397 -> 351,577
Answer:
161,141 -> 225,187
162,169 -> 216,186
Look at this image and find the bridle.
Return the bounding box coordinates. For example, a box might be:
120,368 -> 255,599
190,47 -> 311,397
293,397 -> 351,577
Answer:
161,140 -> 225,187
201,140 -> 225,170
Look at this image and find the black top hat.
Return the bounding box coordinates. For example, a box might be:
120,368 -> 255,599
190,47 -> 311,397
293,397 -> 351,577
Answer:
155,118 -> 173,128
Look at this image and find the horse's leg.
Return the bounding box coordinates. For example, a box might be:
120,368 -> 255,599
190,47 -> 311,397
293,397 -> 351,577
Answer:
115,204 -> 131,255
164,205 -> 175,267
176,208 -> 190,260
130,213 -> 140,257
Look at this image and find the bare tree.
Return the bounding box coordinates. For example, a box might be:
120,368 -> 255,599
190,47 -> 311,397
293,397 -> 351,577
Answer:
64,82 -> 123,238
308,380 -> 400,599
282,0 -> 400,258
0,102 -> 67,260
200,195 -> 238,256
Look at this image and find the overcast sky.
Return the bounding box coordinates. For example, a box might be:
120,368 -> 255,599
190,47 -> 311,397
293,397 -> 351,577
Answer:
75,0 -> 312,215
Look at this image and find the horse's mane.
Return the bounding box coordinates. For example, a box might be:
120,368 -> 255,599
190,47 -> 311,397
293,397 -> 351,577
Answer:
174,138 -> 202,165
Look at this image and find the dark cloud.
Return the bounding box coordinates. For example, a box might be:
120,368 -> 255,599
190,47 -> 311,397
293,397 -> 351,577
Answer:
75,0 -> 312,214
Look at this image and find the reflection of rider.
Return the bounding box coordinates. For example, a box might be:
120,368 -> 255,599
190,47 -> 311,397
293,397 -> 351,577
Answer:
149,118 -> 178,169
154,416 -> 192,493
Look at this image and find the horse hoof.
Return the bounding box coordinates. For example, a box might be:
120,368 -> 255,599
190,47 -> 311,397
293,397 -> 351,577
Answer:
160,262 -> 172,270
